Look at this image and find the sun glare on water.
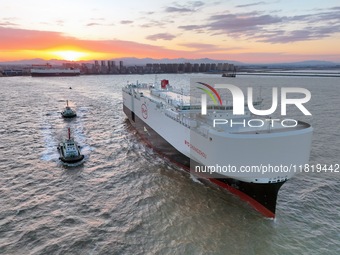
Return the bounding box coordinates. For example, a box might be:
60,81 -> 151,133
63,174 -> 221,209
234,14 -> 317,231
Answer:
53,50 -> 87,61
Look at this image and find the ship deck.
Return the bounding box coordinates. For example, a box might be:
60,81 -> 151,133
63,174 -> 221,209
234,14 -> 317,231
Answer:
126,85 -> 311,136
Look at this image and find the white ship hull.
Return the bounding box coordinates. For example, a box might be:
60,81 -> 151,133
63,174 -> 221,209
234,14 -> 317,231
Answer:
31,68 -> 80,77
122,82 -> 313,217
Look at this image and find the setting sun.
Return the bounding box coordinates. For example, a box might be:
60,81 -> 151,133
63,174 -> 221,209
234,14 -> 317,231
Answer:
52,50 -> 87,61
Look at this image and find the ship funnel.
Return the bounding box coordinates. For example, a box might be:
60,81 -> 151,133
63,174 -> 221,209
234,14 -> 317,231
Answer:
161,79 -> 169,89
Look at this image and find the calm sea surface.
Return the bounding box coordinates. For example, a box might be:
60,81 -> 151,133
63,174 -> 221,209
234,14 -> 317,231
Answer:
0,74 -> 339,255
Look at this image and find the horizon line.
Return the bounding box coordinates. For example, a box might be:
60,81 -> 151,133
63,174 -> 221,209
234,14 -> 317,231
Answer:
0,57 -> 339,66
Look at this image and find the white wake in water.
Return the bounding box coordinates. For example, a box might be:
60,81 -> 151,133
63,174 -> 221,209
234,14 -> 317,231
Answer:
40,114 -> 59,161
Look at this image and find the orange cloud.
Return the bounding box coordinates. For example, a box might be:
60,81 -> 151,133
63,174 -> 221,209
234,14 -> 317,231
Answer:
1,27 -> 72,50
0,26 -> 191,61
1,26 -> 339,63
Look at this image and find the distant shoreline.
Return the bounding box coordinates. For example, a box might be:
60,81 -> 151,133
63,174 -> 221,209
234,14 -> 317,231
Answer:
1,71 -> 340,78
236,72 -> 340,78
0,72 -> 340,79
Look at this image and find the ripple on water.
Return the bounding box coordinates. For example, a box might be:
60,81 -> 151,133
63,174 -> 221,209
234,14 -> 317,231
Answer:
0,75 -> 339,255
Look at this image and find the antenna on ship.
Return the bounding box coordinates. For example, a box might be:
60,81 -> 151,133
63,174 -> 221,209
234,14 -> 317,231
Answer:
259,86 -> 262,109
154,74 -> 158,88
68,127 -> 71,140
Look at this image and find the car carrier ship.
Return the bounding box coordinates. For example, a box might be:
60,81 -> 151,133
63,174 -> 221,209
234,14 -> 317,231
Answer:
122,79 -> 313,218
30,64 -> 80,77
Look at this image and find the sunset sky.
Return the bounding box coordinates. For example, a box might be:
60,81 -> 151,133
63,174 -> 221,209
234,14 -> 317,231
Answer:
1,0 -> 340,63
